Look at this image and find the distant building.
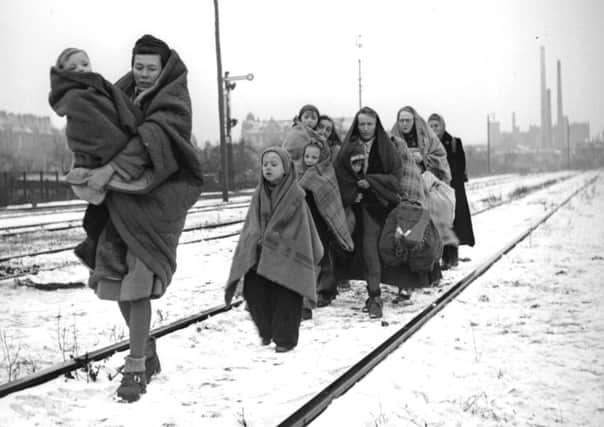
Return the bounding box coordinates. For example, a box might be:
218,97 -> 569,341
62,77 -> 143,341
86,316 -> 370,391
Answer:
569,121 -> 590,146
239,113 -> 353,152
0,111 -> 69,171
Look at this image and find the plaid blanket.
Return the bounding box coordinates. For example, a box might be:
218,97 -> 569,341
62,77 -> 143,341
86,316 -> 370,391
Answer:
391,108 -> 451,183
298,158 -> 354,252
389,135 -> 425,203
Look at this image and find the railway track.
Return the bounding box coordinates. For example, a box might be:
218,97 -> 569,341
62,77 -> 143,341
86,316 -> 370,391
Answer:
0,200 -> 251,237
276,173 -> 598,426
0,219 -> 245,266
0,174 -> 571,268
0,174 -> 518,234
0,189 -> 255,220
0,173 -> 596,404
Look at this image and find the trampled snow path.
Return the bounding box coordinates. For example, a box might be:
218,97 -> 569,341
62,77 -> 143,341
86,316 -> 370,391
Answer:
314,173 -> 604,426
0,171 -> 599,426
0,172 -> 573,382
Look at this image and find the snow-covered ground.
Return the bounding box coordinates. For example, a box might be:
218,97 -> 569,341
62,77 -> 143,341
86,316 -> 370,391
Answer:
0,172 -> 573,382
0,170 -> 600,426
315,172 -> 604,427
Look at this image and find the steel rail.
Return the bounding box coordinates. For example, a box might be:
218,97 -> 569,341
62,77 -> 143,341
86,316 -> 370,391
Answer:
0,201 -> 250,236
276,174 -> 598,427
0,220 -> 245,263
0,299 -> 244,398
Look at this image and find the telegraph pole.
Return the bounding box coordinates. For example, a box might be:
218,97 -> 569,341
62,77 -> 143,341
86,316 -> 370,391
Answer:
223,72 -> 254,190
213,0 -> 229,201
356,34 -> 363,109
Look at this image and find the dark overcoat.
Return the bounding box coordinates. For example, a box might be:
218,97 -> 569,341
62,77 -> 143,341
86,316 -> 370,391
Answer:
441,131 -> 475,246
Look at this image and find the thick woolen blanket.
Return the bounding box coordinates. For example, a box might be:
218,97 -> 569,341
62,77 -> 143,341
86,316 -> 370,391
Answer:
298,157 -> 354,252
391,107 -> 451,183
335,116 -> 403,209
225,161 -> 324,305
388,135 -> 426,203
93,50 -> 204,289
49,68 -> 142,168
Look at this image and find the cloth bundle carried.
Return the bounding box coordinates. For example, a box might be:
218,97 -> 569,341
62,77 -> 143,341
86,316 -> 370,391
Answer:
379,200 -> 443,272
49,67 -> 153,204
423,170 -> 458,246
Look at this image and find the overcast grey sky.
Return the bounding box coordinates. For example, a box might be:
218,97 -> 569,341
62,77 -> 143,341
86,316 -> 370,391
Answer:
1,0 -> 602,144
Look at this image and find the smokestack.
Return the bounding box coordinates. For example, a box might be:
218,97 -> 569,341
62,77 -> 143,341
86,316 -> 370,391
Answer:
547,88 -> 553,146
540,47 -> 547,147
556,60 -> 563,127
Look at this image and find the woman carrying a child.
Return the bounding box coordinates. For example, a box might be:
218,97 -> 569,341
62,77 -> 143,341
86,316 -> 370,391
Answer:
334,106 -> 410,319
49,35 -> 204,402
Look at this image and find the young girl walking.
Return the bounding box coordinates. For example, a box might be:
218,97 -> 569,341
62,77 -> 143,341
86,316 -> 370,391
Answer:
225,147 -> 323,352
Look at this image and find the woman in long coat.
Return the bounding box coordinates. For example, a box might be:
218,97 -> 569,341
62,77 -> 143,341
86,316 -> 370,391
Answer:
334,107 -> 408,318
428,113 -> 475,268
390,106 -> 453,288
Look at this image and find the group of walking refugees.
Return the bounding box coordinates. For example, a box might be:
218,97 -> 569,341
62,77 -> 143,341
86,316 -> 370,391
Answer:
50,34 -> 474,403
226,102 -> 476,353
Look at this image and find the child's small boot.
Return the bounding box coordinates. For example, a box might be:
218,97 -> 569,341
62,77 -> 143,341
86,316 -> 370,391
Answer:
144,337 -> 161,383
117,356 -> 146,402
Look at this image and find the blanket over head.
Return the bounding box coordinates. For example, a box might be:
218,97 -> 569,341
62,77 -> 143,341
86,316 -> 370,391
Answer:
391,106 -> 451,183
298,155 -> 354,252
335,110 -> 403,209
282,123 -> 328,174
225,151 -> 324,304
49,68 -> 143,168
93,50 -> 204,288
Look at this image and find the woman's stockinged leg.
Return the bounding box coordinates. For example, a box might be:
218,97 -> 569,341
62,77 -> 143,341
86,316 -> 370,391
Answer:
118,301 -> 130,324
128,298 -> 151,359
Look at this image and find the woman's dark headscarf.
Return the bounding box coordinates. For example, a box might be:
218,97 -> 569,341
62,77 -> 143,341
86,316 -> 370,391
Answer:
335,106 -> 402,207
131,34 -> 171,67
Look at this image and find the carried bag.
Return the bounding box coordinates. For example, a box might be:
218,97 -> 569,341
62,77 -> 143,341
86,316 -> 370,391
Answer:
379,200 -> 443,272
423,171 -> 458,246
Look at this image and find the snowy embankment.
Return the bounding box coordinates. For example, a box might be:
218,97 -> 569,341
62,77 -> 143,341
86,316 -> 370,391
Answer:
0,171 -> 600,426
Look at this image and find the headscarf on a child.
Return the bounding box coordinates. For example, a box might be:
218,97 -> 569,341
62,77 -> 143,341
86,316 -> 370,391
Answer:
225,146 -> 323,304
259,147 -> 295,233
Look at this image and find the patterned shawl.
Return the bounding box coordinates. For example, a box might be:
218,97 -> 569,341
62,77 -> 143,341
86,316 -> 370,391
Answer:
391,106 -> 451,183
